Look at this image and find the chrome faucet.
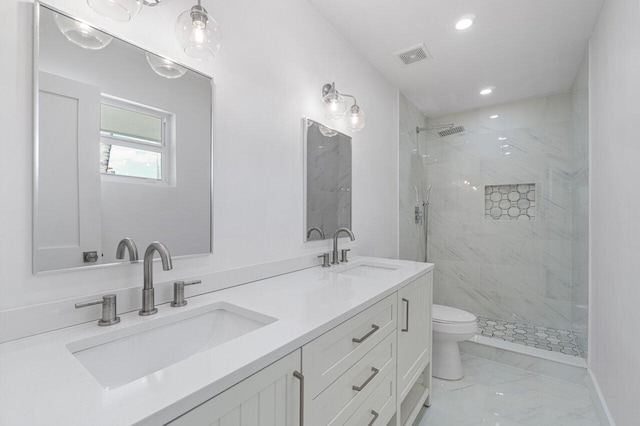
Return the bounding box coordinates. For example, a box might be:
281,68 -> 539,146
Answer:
116,237 -> 139,261
140,242 -> 173,316
307,227 -> 325,240
332,227 -> 355,264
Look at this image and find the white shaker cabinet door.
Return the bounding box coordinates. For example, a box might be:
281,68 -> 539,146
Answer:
169,350 -> 302,426
397,272 -> 432,400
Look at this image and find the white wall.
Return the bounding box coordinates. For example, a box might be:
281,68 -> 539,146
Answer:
0,0 -> 399,311
589,0 -> 640,423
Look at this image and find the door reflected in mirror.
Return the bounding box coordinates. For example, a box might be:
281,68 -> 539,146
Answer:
304,119 -> 352,242
34,5 -> 213,273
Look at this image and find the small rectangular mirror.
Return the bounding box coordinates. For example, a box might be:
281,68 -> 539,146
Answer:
34,4 -> 213,272
304,119 -> 352,241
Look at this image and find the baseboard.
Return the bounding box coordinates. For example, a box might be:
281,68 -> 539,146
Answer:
586,368 -> 616,426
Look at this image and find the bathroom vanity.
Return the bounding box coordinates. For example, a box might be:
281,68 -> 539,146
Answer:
0,257 -> 432,425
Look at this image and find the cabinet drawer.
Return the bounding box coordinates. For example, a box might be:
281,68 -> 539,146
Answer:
306,330 -> 396,426
344,368 -> 396,426
303,294 -> 396,399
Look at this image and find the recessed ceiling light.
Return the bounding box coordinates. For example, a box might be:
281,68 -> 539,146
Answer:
480,87 -> 493,95
455,15 -> 475,31
501,144 -> 509,148
490,115 -> 499,119
505,152 -> 511,155
498,137 -> 507,140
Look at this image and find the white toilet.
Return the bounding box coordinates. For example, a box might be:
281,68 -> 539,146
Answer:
432,304 -> 478,380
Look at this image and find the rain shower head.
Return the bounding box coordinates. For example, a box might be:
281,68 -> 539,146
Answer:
416,124 -> 466,137
437,125 -> 465,137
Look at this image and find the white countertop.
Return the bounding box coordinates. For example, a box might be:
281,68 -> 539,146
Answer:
0,257 -> 432,425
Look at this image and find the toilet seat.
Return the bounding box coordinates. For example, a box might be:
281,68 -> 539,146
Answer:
433,304 -> 477,324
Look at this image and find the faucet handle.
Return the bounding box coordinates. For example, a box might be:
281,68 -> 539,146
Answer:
317,253 -> 331,268
171,280 -> 202,307
75,294 -> 120,326
340,248 -> 351,263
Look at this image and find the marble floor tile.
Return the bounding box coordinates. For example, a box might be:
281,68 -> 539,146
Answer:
415,355 -> 602,426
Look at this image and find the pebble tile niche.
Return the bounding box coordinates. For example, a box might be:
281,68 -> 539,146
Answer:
477,316 -> 585,357
485,184 -> 536,220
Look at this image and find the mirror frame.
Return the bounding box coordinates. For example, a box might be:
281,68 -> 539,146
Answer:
32,1 -> 215,274
302,118 -> 352,243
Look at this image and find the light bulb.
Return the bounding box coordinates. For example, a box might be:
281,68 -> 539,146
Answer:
194,27 -> 205,43
175,2 -> 222,60
323,90 -> 347,120
347,104 -> 366,132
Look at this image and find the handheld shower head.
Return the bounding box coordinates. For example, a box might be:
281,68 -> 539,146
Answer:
425,185 -> 432,204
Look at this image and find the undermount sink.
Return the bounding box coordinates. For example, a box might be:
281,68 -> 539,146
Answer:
67,302 -> 276,389
336,262 -> 399,278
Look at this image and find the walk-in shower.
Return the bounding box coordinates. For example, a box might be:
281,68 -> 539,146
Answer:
399,78 -> 589,359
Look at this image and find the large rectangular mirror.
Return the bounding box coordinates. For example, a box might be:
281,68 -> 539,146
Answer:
304,119 -> 352,241
34,4 -> 213,273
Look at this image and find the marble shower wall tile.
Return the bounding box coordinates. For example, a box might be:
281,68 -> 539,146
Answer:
422,93 -> 587,334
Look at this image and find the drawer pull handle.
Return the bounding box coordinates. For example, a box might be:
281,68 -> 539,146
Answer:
352,324 -> 379,343
352,367 -> 379,391
402,298 -> 409,332
368,410 -> 379,426
294,371 -> 304,426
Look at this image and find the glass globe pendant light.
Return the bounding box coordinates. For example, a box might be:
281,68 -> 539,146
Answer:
322,82 -> 347,121
145,52 -> 187,79
87,0 -> 143,22
53,13 -> 113,50
175,0 -> 222,60
348,104 -> 366,132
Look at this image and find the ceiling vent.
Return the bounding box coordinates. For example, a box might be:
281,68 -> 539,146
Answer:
396,44 -> 432,66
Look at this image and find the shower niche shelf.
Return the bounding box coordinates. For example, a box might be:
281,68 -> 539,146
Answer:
485,184 -> 536,221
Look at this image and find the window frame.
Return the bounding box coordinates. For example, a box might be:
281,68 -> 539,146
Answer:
99,94 -> 176,186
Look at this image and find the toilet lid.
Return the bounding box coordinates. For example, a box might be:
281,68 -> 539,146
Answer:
432,304 -> 477,323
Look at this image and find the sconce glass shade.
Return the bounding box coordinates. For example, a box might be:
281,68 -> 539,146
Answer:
318,124 -> 338,138
87,0 -> 143,22
348,104 -> 366,132
53,13 -> 113,50
143,0 -> 169,5
323,90 -> 347,121
145,52 -> 187,79
175,3 -> 222,60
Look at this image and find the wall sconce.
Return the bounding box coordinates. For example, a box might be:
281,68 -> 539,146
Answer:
322,83 -> 366,132
175,0 -> 222,60
87,0 -> 221,61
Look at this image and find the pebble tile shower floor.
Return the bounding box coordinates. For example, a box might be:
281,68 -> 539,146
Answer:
476,316 -> 585,358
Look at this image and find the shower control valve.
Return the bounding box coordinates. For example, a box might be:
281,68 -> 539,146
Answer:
415,206 -> 422,224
